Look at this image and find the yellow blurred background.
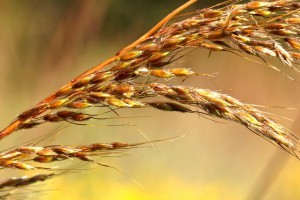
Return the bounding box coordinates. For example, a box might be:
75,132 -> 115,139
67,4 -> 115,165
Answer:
0,0 -> 300,199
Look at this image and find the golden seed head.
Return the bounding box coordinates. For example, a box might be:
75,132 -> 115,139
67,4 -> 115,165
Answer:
148,51 -> 170,62
123,99 -> 145,107
163,36 -> 186,47
150,69 -> 174,78
49,98 -> 69,109
170,68 -> 195,76
137,43 -> 161,51
107,98 -> 129,107
285,17 -> 300,24
111,61 -> 132,71
246,2 -> 272,10
67,101 -> 92,109
37,149 -> 57,157
119,50 -> 143,61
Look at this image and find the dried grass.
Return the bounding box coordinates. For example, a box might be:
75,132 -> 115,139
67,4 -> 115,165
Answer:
0,0 -> 299,199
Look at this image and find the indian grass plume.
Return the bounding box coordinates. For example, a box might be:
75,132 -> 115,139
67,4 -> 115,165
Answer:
148,83 -> 299,157
0,173 -> 55,189
1,0 -> 298,154
0,139 -> 165,170
0,138 -> 172,199
0,171 -> 71,200
1,0 -> 300,138
0,0 -> 300,199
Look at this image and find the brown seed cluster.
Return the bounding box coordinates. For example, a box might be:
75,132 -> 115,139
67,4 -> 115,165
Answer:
1,0 -> 299,139
148,83 -> 299,157
0,173 -> 60,200
0,173 -> 55,189
0,141 -> 152,170
0,0 -> 300,198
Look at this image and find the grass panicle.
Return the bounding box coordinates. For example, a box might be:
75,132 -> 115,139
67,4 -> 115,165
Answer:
0,0 -> 300,199
1,0 -> 300,139
0,140 -> 161,170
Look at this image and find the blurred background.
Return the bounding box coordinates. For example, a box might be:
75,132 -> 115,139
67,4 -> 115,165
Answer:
0,0 -> 300,199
